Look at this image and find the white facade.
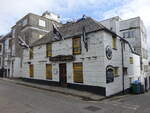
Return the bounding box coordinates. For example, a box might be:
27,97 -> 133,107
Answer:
100,16 -> 149,89
22,30 -> 141,96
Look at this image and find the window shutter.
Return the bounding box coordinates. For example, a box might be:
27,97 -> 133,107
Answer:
46,43 -> 52,57
46,64 -> 52,79
112,36 -> 117,49
73,62 -> 83,83
29,48 -> 33,59
29,64 -> 34,77
73,38 -> 81,55
113,67 -> 119,77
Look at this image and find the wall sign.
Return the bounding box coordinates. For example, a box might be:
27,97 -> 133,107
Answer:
49,55 -> 75,62
106,45 -> 112,60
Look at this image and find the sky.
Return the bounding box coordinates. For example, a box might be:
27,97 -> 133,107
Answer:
0,0 -> 150,43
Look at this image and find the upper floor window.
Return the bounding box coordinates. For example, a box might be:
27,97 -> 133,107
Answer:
22,18 -> 28,26
129,57 -> 133,64
46,43 -> 52,57
29,48 -> 33,59
72,37 -> 81,55
9,39 -> 12,49
123,31 -> 135,38
0,44 -> 2,52
39,34 -> 44,39
39,19 -> 46,27
0,57 -> 1,67
112,36 -> 117,49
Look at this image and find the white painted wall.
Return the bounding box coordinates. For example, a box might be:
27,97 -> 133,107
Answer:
22,30 -> 142,96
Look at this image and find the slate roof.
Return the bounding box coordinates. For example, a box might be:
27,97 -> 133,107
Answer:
30,16 -> 137,55
31,17 -> 107,47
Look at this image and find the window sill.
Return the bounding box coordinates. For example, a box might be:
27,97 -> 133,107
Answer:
112,48 -> 117,50
114,75 -> 120,77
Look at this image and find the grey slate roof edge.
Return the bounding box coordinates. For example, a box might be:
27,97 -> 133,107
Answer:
29,17 -> 137,56
30,17 -> 106,47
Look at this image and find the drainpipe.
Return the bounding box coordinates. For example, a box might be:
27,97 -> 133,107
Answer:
121,40 -> 125,93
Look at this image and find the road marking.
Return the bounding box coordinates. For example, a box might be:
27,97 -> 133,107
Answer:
103,101 -> 139,110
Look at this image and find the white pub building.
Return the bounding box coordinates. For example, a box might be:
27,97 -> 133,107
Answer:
21,17 -> 147,96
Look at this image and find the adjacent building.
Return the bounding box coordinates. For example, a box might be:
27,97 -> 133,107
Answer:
1,11 -> 61,77
100,16 -> 149,89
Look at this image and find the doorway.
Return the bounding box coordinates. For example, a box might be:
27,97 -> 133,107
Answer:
59,63 -> 67,86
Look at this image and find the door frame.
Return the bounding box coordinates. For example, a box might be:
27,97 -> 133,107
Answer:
59,63 -> 67,86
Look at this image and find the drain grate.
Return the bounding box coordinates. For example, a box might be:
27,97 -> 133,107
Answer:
84,106 -> 101,112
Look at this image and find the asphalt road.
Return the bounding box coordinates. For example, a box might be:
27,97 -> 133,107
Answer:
0,80 -> 150,113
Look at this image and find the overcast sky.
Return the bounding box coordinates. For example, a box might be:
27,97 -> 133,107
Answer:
0,0 -> 150,39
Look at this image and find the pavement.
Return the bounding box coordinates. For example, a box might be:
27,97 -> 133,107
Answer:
0,77 -> 105,101
0,79 -> 150,113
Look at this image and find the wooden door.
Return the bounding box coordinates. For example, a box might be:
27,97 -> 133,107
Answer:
59,63 -> 67,85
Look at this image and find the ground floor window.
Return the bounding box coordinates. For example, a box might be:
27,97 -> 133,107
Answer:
73,62 -> 83,83
123,67 -> 128,75
29,64 -> 34,77
113,67 -> 119,77
106,66 -> 114,83
46,64 -> 52,79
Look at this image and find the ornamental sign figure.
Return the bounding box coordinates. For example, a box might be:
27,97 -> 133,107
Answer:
106,45 -> 112,60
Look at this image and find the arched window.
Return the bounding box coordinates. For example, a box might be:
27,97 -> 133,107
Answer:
106,66 -> 114,83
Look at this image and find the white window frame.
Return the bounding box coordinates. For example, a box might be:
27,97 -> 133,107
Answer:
39,19 -> 46,27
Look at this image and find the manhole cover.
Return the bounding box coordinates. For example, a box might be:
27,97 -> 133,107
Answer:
84,106 -> 101,112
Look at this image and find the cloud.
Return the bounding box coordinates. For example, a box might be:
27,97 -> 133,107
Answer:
0,0 -> 124,35
103,0 -> 150,57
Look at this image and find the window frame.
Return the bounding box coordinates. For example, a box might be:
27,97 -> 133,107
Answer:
113,67 -> 119,77
46,43 -> 52,57
129,57 -> 133,64
72,37 -> 81,55
106,65 -> 114,83
112,36 -> 117,49
73,62 -> 83,83
46,64 -> 52,79
29,64 -> 34,78
29,47 -> 33,59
